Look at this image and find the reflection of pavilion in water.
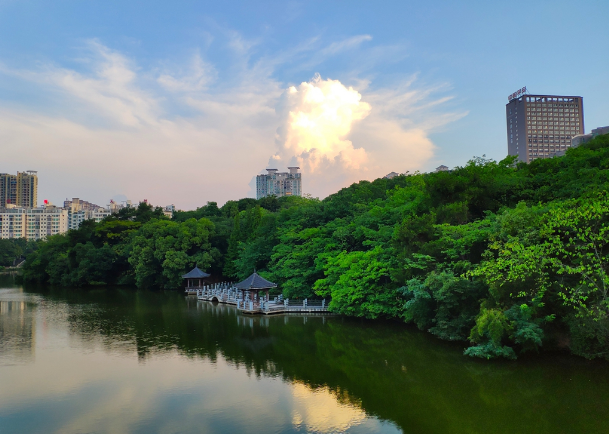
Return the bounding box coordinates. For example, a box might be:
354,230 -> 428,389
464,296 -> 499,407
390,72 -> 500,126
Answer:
235,313 -> 327,329
191,299 -> 328,329
0,300 -> 36,364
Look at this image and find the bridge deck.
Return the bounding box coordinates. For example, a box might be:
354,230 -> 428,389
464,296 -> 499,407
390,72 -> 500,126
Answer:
187,284 -> 330,315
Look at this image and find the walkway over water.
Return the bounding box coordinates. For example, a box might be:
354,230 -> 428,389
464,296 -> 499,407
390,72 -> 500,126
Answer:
186,283 -> 329,315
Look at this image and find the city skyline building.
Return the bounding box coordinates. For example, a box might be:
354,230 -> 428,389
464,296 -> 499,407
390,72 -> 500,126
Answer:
256,167 -> 302,199
64,198 -> 103,211
0,203 -> 68,240
570,125 -> 609,149
506,91 -> 584,162
66,197 -> 112,230
0,171 -> 38,208
163,204 -> 175,219
0,191 -> 176,239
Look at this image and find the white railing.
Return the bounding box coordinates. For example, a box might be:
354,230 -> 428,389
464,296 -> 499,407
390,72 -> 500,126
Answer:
191,283 -> 329,314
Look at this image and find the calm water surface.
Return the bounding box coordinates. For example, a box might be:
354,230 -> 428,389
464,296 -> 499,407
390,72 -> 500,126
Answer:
1,273 -> 608,434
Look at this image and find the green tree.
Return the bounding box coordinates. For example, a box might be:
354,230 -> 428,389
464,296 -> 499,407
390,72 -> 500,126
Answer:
315,246 -> 399,318
128,218 -> 214,288
0,239 -> 23,266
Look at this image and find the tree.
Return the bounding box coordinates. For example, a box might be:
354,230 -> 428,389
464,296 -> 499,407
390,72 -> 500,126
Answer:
128,218 -> 214,288
315,246 -> 399,318
0,239 -> 23,266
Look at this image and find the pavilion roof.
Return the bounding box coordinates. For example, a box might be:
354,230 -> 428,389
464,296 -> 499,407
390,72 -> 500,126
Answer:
234,272 -> 277,290
182,266 -> 211,279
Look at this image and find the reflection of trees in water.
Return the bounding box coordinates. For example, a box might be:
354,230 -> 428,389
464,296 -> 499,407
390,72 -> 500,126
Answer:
31,286 -> 609,434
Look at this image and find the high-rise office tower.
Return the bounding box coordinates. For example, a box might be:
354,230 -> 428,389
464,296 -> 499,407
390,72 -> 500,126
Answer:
0,171 -> 38,207
506,90 -> 584,162
256,167 -> 302,199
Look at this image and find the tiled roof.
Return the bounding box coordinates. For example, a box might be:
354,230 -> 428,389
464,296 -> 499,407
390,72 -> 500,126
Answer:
234,272 -> 277,290
182,266 -> 211,279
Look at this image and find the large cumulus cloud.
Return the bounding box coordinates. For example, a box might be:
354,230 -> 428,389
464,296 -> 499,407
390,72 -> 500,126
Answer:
274,74 -> 370,173
0,34 -> 465,208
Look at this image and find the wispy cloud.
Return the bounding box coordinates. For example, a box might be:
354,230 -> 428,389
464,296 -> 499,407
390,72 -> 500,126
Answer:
2,40 -> 160,127
157,53 -> 217,93
0,31 -> 464,207
320,34 -> 373,55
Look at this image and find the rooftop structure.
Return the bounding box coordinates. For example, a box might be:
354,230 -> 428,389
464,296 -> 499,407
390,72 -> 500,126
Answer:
435,165 -> 449,172
234,271 -> 277,291
182,266 -> 211,279
384,172 -> 399,179
234,271 -> 277,304
565,125 -> 609,155
506,92 -> 584,162
256,167 -> 302,199
182,266 -> 211,291
63,198 -> 103,211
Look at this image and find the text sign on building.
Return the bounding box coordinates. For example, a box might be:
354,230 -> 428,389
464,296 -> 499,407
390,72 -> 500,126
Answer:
508,86 -> 527,102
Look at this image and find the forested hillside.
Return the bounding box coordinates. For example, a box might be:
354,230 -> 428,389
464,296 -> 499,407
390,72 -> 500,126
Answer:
22,134 -> 609,360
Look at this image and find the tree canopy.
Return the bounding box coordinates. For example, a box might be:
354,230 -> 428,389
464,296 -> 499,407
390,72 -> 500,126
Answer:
21,134 -> 609,360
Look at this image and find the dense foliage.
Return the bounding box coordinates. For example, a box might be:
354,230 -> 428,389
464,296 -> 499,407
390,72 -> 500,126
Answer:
0,238 -> 37,267
21,134 -> 609,360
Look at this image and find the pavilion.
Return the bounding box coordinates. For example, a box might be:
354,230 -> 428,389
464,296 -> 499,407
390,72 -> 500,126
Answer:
234,271 -> 277,302
182,266 -> 211,289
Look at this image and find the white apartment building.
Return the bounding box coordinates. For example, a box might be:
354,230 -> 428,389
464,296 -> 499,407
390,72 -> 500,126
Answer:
66,198 -> 111,230
0,207 -> 26,239
163,205 -> 175,219
0,205 -> 68,240
92,208 -> 112,222
68,209 -> 86,230
256,167 -> 302,199
0,197 -> 171,240
26,207 -> 69,240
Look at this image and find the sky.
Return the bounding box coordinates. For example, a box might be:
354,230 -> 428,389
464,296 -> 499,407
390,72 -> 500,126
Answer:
0,0 -> 608,210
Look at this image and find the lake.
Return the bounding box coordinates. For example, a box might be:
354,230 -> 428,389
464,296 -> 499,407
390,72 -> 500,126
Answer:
1,273 -> 608,434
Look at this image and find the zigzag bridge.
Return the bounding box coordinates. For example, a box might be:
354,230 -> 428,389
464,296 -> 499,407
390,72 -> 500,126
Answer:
186,282 -> 330,315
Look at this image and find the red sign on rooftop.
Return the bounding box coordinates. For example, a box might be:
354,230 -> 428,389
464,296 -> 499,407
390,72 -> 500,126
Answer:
508,86 -> 527,102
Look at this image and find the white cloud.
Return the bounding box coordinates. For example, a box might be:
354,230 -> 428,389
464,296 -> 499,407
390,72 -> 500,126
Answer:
157,53 -> 217,92
270,74 -> 465,197
1,40 -> 159,127
320,34 -> 373,55
0,34 -> 464,208
274,74 -> 370,175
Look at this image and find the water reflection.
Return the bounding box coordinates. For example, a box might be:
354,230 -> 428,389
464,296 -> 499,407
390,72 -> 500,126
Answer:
0,277 -> 608,434
0,296 -> 36,365
290,383 -> 368,432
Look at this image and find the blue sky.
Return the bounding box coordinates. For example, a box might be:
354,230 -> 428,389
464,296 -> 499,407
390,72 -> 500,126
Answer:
1,0 -> 607,209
